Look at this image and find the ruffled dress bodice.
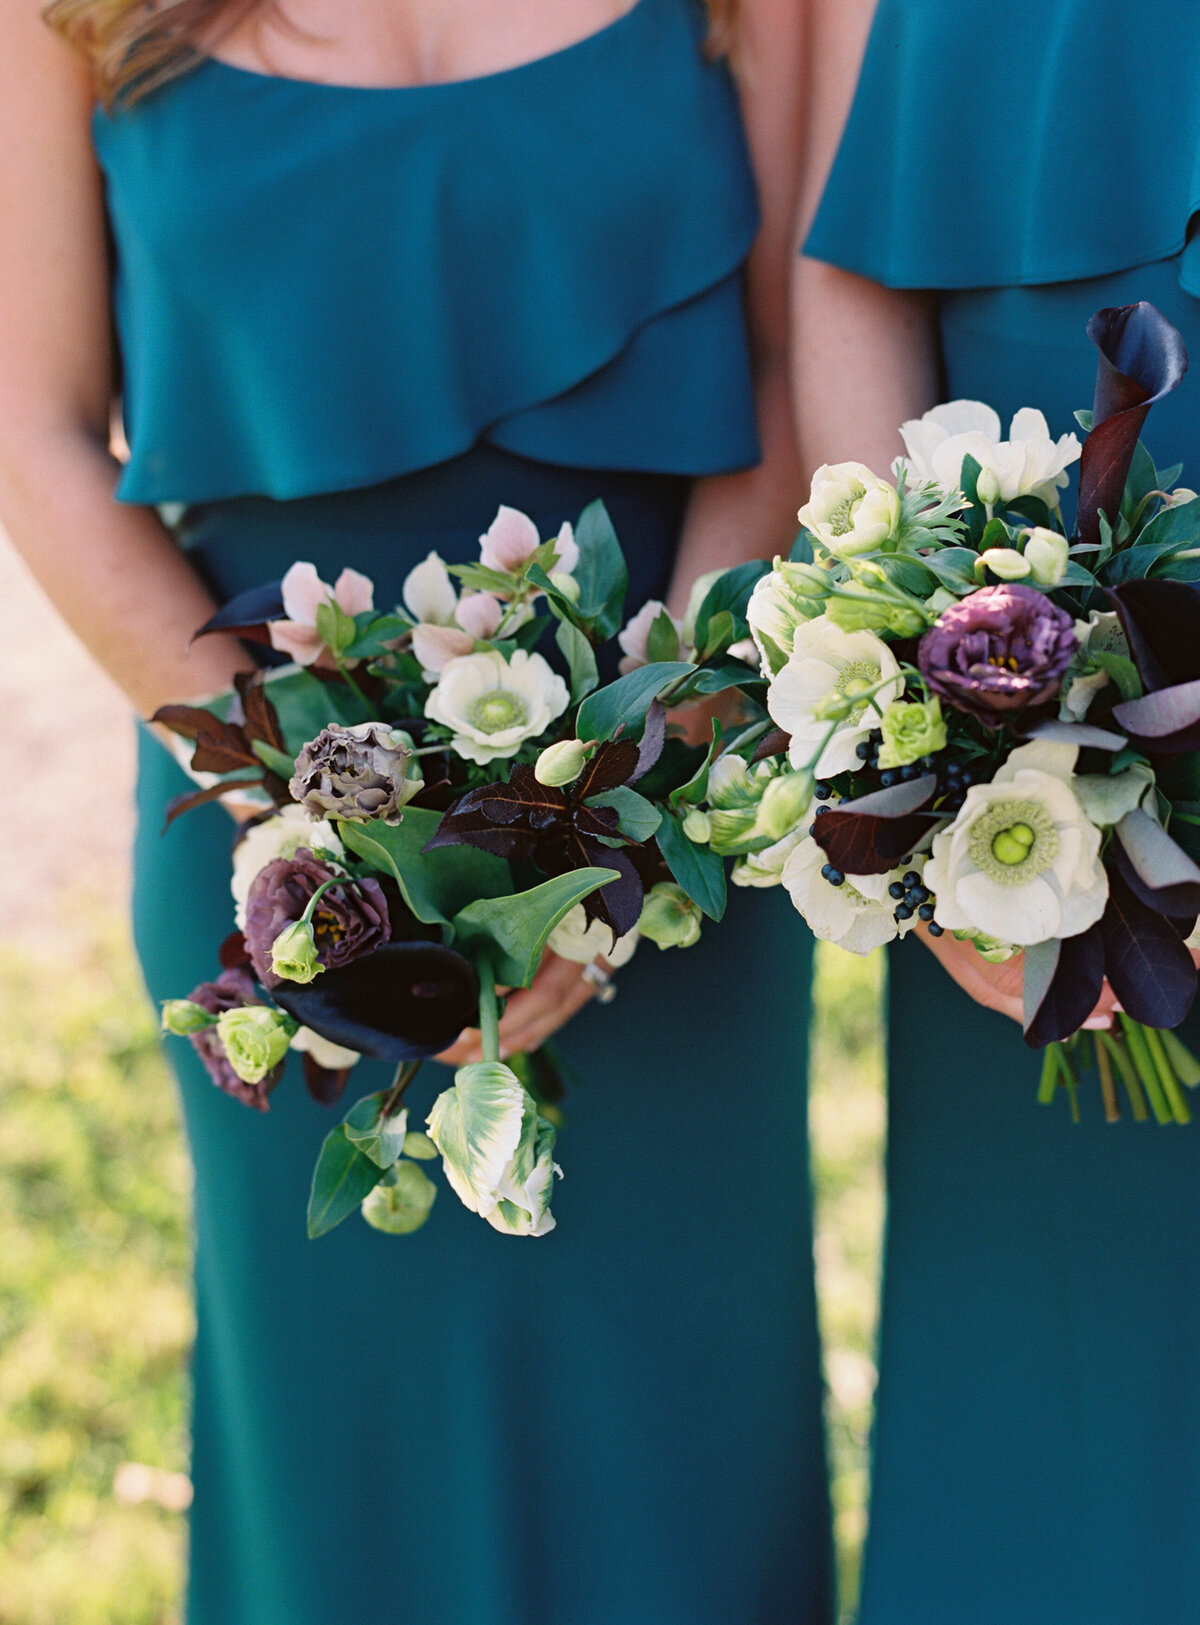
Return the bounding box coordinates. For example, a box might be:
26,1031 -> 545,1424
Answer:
93,0 -> 760,504
805,0 -> 1200,293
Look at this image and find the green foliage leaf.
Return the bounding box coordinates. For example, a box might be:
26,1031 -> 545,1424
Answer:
571,500 -> 628,640
345,613 -> 410,660
555,618 -> 599,703
655,813 -> 727,921
646,609 -> 681,664
789,529 -> 816,563
448,561 -> 520,595
920,547 -> 980,592
584,787 -> 662,843
576,661 -> 695,742
979,517 -> 1012,551
340,808 -> 511,926
451,867 -> 620,988
314,598 -> 358,658
251,740 -> 297,780
698,608 -> 737,661
261,667 -> 369,754
307,1125 -> 386,1238
958,453 -> 985,545
669,722 -> 721,808
691,559 -> 769,653
343,1092 -> 409,1169
1091,651 -> 1142,699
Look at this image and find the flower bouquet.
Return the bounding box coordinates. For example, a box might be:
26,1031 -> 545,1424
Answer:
685,300 -> 1200,1124
156,503 -> 773,1237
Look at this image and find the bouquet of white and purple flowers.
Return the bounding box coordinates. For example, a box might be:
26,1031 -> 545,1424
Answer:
688,300 -> 1200,1124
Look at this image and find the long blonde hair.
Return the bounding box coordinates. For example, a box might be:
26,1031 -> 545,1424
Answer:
45,0 -> 738,109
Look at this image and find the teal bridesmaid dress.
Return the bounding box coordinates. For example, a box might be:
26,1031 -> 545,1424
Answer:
807,3 -> 1200,1620
93,4 -> 835,1620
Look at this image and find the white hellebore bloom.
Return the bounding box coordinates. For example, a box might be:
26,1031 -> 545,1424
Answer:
767,617 -> 903,777
746,560 -> 830,677
425,647 -> 569,764
289,1026 -> 361,1072
925,740 -> 1107,947
731,825 -> 807,889
546,903 -> 640,967
230,805 -> 343,931
900,401 -> 1081,508
798,462 -> 901,558
427,1062 -> 560,1237
782,837 -> 919,955
478,506 -> 578,577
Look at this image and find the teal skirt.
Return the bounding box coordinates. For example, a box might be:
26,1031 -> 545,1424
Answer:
134,444 -> 833,1625
863,255 -> 1200,1625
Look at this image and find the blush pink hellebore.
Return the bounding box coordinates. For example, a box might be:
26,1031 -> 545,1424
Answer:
269,563 -> 375,666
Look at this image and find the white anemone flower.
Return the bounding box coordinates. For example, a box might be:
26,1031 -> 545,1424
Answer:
781,837 -> 918,955
926,740 -> 1107,946
798,462 -> 901,558
427,1062 -> 560,1237
230,805 -> 343,931
425,648 -> 569,765
546,904 -> 640,967
900,401 -> 1081,508
767,616 -> 903,777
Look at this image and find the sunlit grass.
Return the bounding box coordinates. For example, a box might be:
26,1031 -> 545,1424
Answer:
0,918 -> 885,1624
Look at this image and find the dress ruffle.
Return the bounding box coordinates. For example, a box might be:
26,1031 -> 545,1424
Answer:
805,0 -> 1200,295
93,0 -> 760,504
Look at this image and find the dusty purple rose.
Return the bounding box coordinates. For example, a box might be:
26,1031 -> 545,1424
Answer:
186,966 -> 278,1111
243,848 -> 390,988
918,584 -> 1078,727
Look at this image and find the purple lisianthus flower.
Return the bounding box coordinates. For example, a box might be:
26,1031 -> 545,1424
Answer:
243,848 -> 390,988
918,584 -> 1078,727
186,966 -> 278,1111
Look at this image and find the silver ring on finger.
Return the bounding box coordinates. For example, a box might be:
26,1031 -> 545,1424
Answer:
582,962 -> 618,1004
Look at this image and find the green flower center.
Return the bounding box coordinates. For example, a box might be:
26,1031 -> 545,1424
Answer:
967,798 -> 1059,885
827,482 -> 867,537
836,658 -> 882,724
469,689 -> 528,734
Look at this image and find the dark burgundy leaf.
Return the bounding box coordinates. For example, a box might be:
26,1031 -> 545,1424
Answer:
1078,303 -> 1189,549
811,775 -> 941,876
161,777 -> 264,830
752,727 -> 792,764
631,700 -> 667,782
574,842 -> 644,937
271,942 -> 480,1062
1022,925 -> 1106,1048
218,932 -> 251,970
1098,868 -> 1198,1028
571,802 -> 622,844
193,580 -> 286,640
302,1053 -> 350,1107
1107,579 -> 1200,689
575,738 -> 641,800
1113,808 -> 1200,917
235,671 -> 287,752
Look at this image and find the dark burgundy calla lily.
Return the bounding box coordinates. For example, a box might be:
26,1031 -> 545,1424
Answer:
192,580 -> 286,644
1078,302 -> 1188,549
272,942 -> 481,1062
1109,579 -> 1200,752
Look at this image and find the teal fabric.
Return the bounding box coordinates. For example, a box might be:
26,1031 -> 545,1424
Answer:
804,0 -> 1200,293
103,7 -> 836,1618
92,0 -> 760,504
863,260 -> 1200,1625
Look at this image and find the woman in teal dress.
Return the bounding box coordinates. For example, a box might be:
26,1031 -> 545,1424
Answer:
797,1 -> 1200,1619
0,1 -> 834,1620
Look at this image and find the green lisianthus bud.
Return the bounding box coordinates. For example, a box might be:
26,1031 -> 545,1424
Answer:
161,999 -> 219,1036
638,883 -> 703,950
360,1161 -> 438,1235
756,770 -> 814,842
978,547 -> 1032,582
1022,526 -> 1069,588
534,738 -> 588,787
877,697 -> 947,769
682,808 -> 713,844
216,1006 -> 296,1084
270,919 -> 323,984
549,570 -> 581,603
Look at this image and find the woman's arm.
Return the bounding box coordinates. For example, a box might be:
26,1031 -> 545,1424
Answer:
0,1 -> 249,717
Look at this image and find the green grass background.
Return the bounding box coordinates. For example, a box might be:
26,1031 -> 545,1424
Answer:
0,924 -> 884,1625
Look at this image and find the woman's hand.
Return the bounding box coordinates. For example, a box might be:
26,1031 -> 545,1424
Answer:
436,950 -> 611,1068
917,924 -> 1121,1029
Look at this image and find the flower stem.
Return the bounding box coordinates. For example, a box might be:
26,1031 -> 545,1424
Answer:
380,1060 -> 421,1118
1118,1016 -> 1173,1125
1095,1035 -> 1121,1123
1143,1025 -> 1191,1125
476,952 -> 501,1065
1096,1030 -> 1149,1122
300,876 -> 355,926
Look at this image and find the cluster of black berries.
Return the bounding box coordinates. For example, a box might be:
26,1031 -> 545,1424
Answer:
934,756 -> 977,814
853,728 -> 884,770
888,868 -> 942,933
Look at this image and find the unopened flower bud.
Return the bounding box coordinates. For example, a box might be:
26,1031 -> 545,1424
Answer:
978,547 -> 1032,582
161,999 -> 219,1036
682,808 -> 713,844
757,771 -> 814,842
216,1006 -> 296,1085
270,919 -> 323,984
1168,487 -> 1199,508
534,738 -> 588,787
975,466 -> 1002,505
638,883 -> 703,950
1022,526 -> 1070,588
549,570 -> 581,603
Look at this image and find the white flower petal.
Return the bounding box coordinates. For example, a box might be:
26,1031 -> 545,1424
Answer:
403,552 -> 458,625
280,561 -> 328,625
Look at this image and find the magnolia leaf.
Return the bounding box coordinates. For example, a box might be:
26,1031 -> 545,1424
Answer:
1022,939 -> 1061,1036
669,720 -> 722,808
683,661 -> 764,697
576,661 -> 695,742
632,700 -> 667,781
307,1125 -> 386,1239
585,787 -> 662,843
273,942 -> 480,1061
161,776 -> 264,831
655,813 -> 727,920
343,1092 -> 409,1169
235,670 -> 287,752
1099,868 -> 1198,1027
452,867 -> 619,988
342,809 -> 510,925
